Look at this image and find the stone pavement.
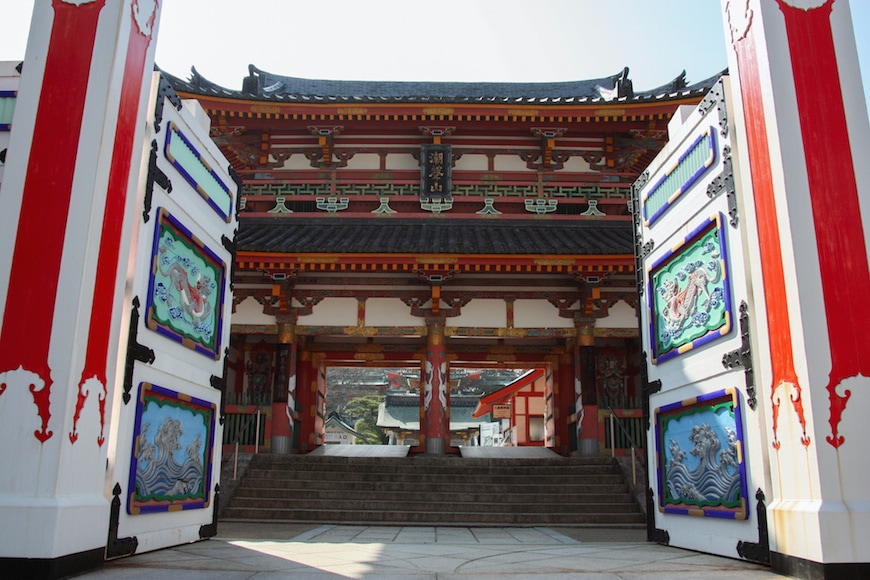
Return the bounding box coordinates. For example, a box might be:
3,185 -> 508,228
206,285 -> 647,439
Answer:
78,522 -> 795,579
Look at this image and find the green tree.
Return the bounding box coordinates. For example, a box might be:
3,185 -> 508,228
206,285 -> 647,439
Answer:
343,395 -> 385,444
353,417 -> 384,445
343,395 -> 382,423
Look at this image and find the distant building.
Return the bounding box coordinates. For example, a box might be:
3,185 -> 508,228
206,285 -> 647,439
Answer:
378,394 -> 482,447
323,412 -> 371,445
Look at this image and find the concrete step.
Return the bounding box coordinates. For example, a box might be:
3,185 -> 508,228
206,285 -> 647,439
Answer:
228,497 -> 642,514
234,488 -> 637,504
246,460 -> 621,476
221,506 -> 647,525
221,453 -> 646,527
241,471 -> 626,485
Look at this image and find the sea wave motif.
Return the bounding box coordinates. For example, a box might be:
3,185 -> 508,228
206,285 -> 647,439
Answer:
135,417 -> 204,501
665,423 -> 741,507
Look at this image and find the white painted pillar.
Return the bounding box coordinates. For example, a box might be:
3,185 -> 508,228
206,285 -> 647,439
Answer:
0,1 -> 161,577
721,0 -> 870,576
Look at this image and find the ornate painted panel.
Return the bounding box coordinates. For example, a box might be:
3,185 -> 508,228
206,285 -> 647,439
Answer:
647,213 -> 733,364
164,121 -> 234,221
127,382 -> 217,514
145,208 -> 226,359
0,90 -> 15,131
642,126 -> 717,226
654,388 -> 748,519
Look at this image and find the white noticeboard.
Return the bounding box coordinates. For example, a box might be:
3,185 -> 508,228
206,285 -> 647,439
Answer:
480,422 -> 500,447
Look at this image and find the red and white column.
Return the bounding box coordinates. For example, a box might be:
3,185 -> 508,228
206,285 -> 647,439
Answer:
0,0 -> 160,575
272,320 -> 298,453
574,324 -> 599,455
423,319 -> 449,454
722,0 -> 870,574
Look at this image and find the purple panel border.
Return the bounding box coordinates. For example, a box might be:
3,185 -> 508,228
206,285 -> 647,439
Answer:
145,207 -> 227,359
647,212 -> 734,365
653,387 -> 749,520
127,382 -> 217,515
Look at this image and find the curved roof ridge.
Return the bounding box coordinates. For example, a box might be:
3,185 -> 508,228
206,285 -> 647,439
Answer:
162,63 -> 725,105
244,63 -> 627,100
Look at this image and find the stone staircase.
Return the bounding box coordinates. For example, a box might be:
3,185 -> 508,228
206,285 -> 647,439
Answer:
221,452 -> 646,526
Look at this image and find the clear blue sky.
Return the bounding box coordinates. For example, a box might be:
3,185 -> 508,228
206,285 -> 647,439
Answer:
1,1 -> 868,106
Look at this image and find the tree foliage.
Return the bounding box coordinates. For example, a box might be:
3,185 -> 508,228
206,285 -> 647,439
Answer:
343,395 -> 382,422
353,417 -> 385,445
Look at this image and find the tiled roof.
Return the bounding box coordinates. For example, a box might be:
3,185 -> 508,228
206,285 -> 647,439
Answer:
236,218 -> 634,255
164,64 -> 726,105
378,396 -> 480,430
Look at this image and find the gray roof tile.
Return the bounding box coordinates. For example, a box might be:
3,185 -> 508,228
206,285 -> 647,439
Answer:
236,218 -> 633,255
163,64 -> 725,105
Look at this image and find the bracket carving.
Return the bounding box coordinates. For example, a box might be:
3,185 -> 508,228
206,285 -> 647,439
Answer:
697,79 -> 729,138
143,140 -> 171,223
122,297 -> 155,404
153,74 -> 182,134
106,483 -> 138,559
736,489 -> 770,565
722,300 -> 756,409
707,145 -> 738,228
198,483 -> 220,539
646,487 -> 670,544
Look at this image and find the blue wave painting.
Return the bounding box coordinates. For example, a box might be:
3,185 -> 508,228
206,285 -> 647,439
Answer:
128,383 -> 216,514
655,389 -> 747,519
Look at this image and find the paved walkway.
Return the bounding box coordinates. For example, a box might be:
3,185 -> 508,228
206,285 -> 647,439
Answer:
79,523 -> 794,579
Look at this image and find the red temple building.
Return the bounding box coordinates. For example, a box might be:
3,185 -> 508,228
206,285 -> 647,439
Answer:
5,3 -> 870,578
165,64 -> 722,456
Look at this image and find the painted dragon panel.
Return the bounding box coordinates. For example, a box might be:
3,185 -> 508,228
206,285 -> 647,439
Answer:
648,213 -> 733,364
146,208 -> 226,359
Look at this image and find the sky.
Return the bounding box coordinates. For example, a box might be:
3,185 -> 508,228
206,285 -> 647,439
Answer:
1,0 -> 869,105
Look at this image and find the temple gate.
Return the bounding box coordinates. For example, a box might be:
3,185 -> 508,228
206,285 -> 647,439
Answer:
166,63 -> 721,459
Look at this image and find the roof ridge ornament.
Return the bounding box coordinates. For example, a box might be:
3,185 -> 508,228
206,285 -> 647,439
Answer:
598,67 -> 633,101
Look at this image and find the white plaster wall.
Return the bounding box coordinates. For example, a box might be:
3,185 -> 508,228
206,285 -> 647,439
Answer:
181,99 -> 211,133
594,300 -> 637,329
513,299 -> 573,328
233,295 -> 276,325
267,152 -> 290,169
0,61 -> 19,89
453,153 -> 488,171
365,297 -> 421,327
297,297 -> 358,326
286,153 -> 313,170
493,153 -> 529,172
450,299 -> 506,328
341,152 -> 379,170
560,156 -> 591,172
386,153 -> 418,171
